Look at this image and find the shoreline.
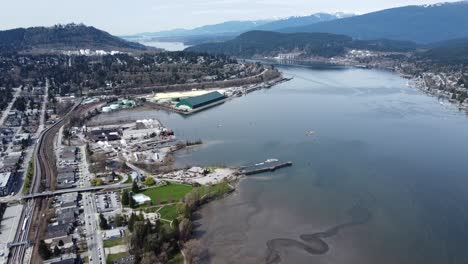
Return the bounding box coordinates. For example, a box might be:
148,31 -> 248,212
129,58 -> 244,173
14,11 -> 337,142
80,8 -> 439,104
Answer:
259,57 -> 468,113
143,74 -> 292,116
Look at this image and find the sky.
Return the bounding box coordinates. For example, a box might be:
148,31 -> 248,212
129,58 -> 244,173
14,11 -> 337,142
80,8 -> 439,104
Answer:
0,0 -> 462,35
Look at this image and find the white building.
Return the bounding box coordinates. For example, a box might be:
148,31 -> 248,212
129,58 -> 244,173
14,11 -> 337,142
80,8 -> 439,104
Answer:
133,194 -> 151,205
0,172 -> 14,196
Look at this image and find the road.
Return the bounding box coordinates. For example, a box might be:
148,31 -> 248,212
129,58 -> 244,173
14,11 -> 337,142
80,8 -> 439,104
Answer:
0,87 -> 21,126
83,192 -> 106,264
0,184 -> 132,203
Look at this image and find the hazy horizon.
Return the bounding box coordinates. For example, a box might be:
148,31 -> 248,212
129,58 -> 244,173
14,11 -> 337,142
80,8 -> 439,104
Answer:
1,0 -> 462,35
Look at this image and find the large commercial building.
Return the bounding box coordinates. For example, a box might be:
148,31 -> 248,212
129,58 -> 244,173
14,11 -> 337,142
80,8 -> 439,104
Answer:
0,172 -> 14,196
176,91 -> 226,109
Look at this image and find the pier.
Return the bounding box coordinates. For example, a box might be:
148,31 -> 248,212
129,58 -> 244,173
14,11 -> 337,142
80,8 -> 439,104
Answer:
240,160 -> 292,175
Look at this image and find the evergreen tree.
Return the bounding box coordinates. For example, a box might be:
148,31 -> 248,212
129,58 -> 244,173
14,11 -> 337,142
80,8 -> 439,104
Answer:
114,214 -> 123,227
121,190 -> 129,206
53,245 -> 61,256
99,213 -> 108,230
132,179 -> 139,193
38,240 -> 52,259
128,213 -> 137,232
129,195 -> 136,209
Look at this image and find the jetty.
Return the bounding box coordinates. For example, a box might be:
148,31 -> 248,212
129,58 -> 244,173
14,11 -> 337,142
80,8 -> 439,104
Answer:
240,159 -> 292,175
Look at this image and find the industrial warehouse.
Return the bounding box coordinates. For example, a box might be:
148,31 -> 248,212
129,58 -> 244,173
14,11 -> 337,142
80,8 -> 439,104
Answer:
176,91 -> 226,110
145,75 -> 289,115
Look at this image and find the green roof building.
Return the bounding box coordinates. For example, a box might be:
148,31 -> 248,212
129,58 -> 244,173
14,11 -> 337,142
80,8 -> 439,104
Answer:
176,91 -> 226,109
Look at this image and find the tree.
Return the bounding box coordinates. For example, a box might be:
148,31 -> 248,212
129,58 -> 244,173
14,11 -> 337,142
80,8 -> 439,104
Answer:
176,202 -> 190,219
121,190 -> 130,206
53,245 -> 61,256
13,97 -> 27,112
128,213 -> 137,232
145,177 -> 155,186
140,252 -> 159,264
184,239 -> 201,264
99,213 -> 108,230
171,218 -> 180,239
38,240 -> 52,259
90,178 -> 103,186
129,195 -> 136,209
130,221 -> 147,251
132,179 -> 139,193
184,189 -> 201,210
178,218 -> 193,242
114,214 -> 123,227
63,128 -> 72,146
58,240 -> 64,247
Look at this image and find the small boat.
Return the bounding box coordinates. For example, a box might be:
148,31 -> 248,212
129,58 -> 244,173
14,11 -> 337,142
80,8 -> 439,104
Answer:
305,130 -> 315,136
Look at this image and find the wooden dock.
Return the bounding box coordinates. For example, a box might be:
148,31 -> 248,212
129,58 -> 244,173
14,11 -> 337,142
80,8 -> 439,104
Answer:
241,161 -> 292,175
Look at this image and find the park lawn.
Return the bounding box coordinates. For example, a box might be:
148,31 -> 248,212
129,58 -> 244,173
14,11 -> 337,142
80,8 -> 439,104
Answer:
103,237 -> 126,248
159,205 -> 178,221
82,256 -> 89,263
124,175 -> 134,184
106,252 -> 130,263
142,183 -> 193,205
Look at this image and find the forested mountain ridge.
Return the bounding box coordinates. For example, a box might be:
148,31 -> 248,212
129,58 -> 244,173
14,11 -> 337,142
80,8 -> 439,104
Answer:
278,1 -> 468,43
186,31 -> 419,58
0,24 -> 149,54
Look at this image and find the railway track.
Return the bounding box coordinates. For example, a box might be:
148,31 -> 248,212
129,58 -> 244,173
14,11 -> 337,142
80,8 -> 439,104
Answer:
8,103 -> 81,264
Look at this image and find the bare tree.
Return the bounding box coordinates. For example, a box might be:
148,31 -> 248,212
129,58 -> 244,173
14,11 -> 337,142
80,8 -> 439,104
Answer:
184,239 -> 201,264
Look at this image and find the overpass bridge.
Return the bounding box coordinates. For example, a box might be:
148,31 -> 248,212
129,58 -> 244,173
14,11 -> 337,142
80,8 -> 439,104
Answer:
21,183 -> 132,199
0,183 -> 132,202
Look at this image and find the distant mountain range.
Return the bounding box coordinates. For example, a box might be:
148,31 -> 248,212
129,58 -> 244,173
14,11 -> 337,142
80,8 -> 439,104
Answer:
187,29 -> 468,64
125,1 -> 468,46
186,31 -> 419,58
0,24 -> 150,54
122,13 -> 353,45
422,37 -> 468,63
279,1 -> 468,43
252,13 -> 353,32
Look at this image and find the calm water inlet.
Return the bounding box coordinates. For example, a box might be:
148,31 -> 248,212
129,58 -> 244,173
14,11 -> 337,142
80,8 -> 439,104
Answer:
92,65 -> 468,264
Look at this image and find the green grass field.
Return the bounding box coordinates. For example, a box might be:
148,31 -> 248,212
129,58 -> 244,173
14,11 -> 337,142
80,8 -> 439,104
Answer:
142,183 -> 193,205
106,252 -> 130,263
158,205 -> 178,221
103,237 -> 126,248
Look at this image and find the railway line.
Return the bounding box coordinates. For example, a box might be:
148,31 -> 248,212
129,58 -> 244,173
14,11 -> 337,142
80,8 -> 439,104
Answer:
8,103 -> 80,264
